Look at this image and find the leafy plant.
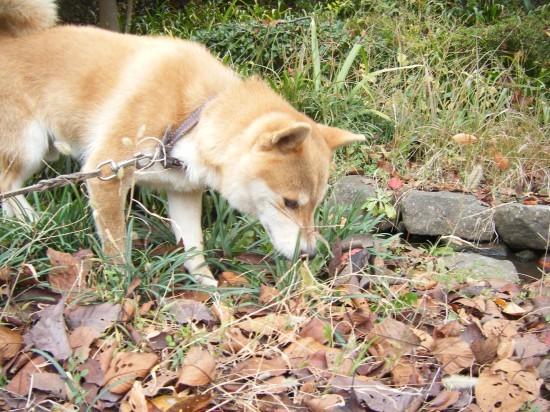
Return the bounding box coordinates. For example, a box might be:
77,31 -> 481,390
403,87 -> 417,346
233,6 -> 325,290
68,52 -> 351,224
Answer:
362,188 -> 397,220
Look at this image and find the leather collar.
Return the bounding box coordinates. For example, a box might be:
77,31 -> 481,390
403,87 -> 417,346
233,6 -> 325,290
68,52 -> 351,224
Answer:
160,100 -> 210,169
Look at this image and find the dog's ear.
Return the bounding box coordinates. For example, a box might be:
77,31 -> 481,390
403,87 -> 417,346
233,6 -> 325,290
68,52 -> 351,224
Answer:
258,122 -> 311,152
319,124 -> 366,150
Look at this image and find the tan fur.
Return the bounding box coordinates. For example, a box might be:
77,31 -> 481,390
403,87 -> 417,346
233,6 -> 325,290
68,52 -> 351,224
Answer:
0,0 -> 365,285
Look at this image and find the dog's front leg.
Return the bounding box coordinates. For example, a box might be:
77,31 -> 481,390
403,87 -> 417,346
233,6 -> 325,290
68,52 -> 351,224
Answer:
167,190 -> 217,286
86,171 -> 131,261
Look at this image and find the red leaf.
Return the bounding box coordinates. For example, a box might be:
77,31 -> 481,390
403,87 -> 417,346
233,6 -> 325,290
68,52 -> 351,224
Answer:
389,177 -> 403,190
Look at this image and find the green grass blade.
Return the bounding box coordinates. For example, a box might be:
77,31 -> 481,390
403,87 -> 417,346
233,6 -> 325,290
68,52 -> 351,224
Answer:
310,18 -> 321,92
335,43 -> 363,91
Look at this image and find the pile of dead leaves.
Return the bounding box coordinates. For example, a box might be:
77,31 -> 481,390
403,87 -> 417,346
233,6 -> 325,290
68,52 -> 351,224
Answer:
0,244 -> 548,411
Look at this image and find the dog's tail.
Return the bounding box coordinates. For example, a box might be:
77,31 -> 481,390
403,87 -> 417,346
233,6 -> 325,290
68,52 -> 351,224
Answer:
0,0 -> 58,37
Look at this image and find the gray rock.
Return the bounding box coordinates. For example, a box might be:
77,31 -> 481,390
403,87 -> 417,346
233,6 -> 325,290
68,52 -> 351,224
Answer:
443,238 -> 509,257
440,252 -> 519,282
400,190 -> 495,242
331,175 -> 395,231
340,233 -> 375,250
331,175 -> 377,207
494,203 -> 550,251
514,250 -> 538,263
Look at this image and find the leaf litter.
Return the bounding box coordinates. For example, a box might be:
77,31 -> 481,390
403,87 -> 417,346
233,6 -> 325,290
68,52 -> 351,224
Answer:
0,241 -> 548,411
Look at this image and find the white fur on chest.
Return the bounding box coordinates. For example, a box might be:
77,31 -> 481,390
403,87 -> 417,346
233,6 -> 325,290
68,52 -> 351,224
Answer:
134,162 -> 202,193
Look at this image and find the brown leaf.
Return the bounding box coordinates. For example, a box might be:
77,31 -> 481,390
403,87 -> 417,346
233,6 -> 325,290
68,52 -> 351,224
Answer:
390,358 -> 422,387
103,351 -> 159,394
299,317 -> 329,344
80,358 -> 105,386
258,284 -> 279,305
493,152 -> 510,170
142,367 -> 179,397
432,337 -> 475,375
65,302 -> 122,333
23,299 -> 72,360
476,359 -> 542,412
496,337 -> 515,360
502,301 -> 526,316
482,318 -> 520,338
121,381 -> 150,412
229,356 -> 287,381
0,325 -> 24,360
426,390 -> 460,411
69,326 -> 101,360
165,394 -> 213,412
283,337 -> 328,368
47,248 -> 92,294
211,301 -> 235,324
368,318 -> 420,358
220,327 -> 254,354
32,372 -> 68,399
237,314 -> 290,336
451,133 -> 477,145
176,347 -> 217,388
218,271 -> 249,286
331,375 -> 422,411
306,394 -> 345,411
6,355 -> 47,396
514,334 -> 548,360
165,299 -> 214,324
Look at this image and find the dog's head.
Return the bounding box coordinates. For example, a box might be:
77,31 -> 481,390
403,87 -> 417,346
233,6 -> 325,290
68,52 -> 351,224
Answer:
212,83 -> 365,259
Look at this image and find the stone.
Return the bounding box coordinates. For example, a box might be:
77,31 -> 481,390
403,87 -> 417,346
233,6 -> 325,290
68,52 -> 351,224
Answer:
514,250 -> 538,263
400,190 -> 495,242
340,233 -> 375,250
440,252 -> 519,283
330,175 -> 395,231
331,175 -> 377,207
444,237 -> 509,257
494,203 -> 550,251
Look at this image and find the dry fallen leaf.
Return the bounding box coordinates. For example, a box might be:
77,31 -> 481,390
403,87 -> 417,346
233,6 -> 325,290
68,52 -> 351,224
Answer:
24,298 -> 72,360
475,359 -> 542,412
390,357 -> 422,387
426,389 -> 460,411
368,318 -> 421,358
152,394 -> 213,412
237,314 -> 291,336
164,299 -> 214,324
283,337 -> 327,368
0,325 -> 24,360
432,337 -> 475,375
502,301 -> 526,316
103,351 -> 159,394
451,133 -> 477,145
6,355 -> 48,397
176,346 -> 217,388
69,326 -> 101,360
32,372 -> 68,400
47,248 -> 92,294
229,355 -> 287,381
306,394 -> 345,412
331,375 -> 422,411
493,151 -> 510,170
65,302 -> 122,333
120,381 -> 150,412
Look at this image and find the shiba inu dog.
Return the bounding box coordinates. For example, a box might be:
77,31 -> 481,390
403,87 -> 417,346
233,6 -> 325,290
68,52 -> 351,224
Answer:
0,0 -> 364,285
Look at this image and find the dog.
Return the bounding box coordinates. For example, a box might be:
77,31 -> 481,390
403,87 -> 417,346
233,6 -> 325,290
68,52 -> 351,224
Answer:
0,0 -> 365,286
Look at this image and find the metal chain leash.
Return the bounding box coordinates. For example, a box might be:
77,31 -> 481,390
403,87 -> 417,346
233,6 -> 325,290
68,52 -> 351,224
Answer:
0,152 -> 158,201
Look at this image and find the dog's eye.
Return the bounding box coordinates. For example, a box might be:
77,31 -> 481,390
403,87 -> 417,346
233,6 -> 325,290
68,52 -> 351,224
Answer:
284,198 -> 299,210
